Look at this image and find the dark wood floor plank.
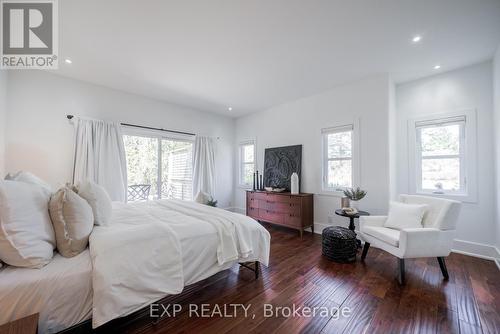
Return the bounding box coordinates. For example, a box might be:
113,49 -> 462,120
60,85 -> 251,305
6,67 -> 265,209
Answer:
92,226 -> 499,334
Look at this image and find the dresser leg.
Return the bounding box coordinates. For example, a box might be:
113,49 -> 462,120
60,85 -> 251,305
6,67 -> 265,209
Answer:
311,224 -> 314,234
300,229 -> 303,239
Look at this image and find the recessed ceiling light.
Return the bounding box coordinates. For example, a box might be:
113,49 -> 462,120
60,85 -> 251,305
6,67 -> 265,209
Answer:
412,35 -> 422,43
64,59 -> 72,64
228,107 -> 233,111
433,64 -> 441,70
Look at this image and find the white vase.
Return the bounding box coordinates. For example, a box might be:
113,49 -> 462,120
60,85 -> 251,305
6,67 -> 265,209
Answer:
350,200 -> 359,210
291,172 -> 299,194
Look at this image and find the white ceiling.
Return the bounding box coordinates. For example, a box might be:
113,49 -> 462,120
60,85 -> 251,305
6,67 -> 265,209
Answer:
57,0 -> 500,117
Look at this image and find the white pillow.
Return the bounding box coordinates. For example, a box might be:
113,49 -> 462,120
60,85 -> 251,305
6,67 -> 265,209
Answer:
0,180 -> 56,268
49,186 -> 94,258
76,181 -> 112,226
384,201 -> 427,230
195,191 -> 211,205
5,171 -> 52,196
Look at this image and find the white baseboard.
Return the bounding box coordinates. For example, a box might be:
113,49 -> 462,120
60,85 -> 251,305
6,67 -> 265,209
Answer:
451,239 -> 500,266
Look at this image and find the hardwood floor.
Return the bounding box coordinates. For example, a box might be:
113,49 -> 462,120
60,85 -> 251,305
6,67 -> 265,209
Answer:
100,224 -> 500,334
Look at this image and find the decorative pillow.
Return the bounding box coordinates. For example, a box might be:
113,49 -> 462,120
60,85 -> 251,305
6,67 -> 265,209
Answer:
76,181 -> 112,226
195,191 -> 211,205
49,187 -> 94,258
0,180 -> 56,268
384,201 -> 427,230
5,171 -> 52,196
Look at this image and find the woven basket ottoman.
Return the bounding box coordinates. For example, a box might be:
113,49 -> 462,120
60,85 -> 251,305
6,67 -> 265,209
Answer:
322,226 -> 357,263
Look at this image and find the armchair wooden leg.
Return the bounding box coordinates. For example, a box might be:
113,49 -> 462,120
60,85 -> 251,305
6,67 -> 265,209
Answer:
361,242 -> 370,261
437,257 -> 449,280
398,258 -> 406,285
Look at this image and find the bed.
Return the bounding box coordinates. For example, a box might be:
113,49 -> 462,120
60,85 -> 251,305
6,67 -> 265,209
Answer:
0,199 -> 270,333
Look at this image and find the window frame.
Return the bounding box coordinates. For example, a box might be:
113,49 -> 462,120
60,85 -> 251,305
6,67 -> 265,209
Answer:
238,140 -> 256,188
408,110 -> 477,202
122,126 -> 195,201
321,120 -> 360,194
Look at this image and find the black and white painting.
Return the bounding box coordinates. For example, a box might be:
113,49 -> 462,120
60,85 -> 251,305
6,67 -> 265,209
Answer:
263,145 -> 302,191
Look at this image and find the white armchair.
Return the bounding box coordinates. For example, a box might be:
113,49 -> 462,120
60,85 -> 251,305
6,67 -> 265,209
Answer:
359,195 -> 461,284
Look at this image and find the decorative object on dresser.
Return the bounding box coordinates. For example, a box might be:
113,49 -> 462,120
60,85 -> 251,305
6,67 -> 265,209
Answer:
264,187 -> 286,192
246,190 -> 313,238
290,172 -> 299,194
263,145 -> 302,191
321,226 -> 357,263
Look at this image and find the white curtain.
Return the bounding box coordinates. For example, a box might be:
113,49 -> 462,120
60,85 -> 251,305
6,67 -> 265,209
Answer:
72,118 -> 128,202
192,136 -> 216,199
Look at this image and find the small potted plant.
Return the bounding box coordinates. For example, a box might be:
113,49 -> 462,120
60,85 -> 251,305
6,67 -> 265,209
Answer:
343,187 -> 367,210
207,197 -> 218,207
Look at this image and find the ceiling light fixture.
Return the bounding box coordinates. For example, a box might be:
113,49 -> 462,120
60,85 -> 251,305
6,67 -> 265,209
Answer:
433,64 -> 441,70
412,35 -> 422,43
64,59 -> 72,64
228,107 -> 233,111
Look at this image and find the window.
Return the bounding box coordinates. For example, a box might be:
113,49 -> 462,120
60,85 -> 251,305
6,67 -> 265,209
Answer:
123,129 -> 194,201
416,117 -> 465,194
322,124 -> 358,192
409,110 -> 477,202
239,141 -> 255,187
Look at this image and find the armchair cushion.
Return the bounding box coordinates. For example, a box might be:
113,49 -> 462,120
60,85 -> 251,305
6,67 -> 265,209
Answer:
361,226 -> 400,247
359,215 -> 387,228
384,201 -> 427,230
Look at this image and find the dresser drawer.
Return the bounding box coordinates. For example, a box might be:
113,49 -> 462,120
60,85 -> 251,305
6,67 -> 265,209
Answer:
247,206 -> 259,218
254,192 -> 270,201
274,195 -> 302,205
258,209 -> 283,224
260,198 -> 279,211
274,202 -> 301,215
247,197 -> 259,209
282,214 -> 302,227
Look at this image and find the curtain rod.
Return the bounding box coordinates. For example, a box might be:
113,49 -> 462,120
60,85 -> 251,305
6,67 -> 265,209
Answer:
66,115 -> 196,136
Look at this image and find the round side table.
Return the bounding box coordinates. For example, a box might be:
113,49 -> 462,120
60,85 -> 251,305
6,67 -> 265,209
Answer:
334,209 -> 370,247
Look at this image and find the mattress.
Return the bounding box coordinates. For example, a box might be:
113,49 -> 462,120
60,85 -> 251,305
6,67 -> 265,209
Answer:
0,250 -> 93,334
0,203 -> 245,333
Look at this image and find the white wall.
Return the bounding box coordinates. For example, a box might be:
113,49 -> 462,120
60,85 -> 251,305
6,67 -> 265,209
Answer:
494,46 -> 500,254
0,71 -> 7,177
234,75 -> 391,229
388,78 -> 397,201
4,71 -> 235,208
396,62 -> 497,253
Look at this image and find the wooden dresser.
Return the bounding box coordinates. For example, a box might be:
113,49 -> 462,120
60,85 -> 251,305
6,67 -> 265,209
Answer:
246,190 -> 314,238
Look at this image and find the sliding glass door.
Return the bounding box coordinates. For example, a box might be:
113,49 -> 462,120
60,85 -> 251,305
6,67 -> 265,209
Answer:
123,131 -> 194,201
160,139 -> 193,200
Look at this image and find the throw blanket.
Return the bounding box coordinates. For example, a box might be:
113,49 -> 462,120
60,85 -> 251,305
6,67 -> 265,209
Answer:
89,200 -> 270,328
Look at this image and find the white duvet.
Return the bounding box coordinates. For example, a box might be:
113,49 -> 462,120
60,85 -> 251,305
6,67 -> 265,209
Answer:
90,199 -> 270,328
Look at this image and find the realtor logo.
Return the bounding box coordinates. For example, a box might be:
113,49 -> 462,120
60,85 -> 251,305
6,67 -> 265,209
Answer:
1,0 -> 58,69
